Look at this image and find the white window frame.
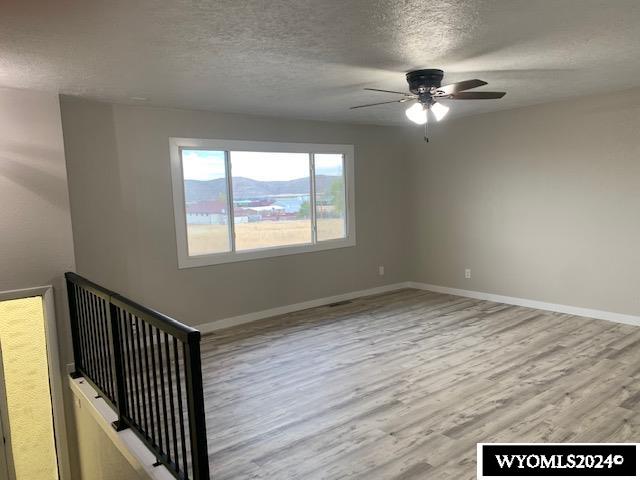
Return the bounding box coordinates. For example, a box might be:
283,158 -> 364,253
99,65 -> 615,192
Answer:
170,138 -> 356,268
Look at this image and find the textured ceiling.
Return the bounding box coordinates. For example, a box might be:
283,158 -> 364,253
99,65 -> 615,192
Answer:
2,0 -> 639,125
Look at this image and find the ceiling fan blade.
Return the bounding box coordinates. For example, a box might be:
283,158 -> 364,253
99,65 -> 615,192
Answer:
349,99 -> 412,109
435,79 -> 488,95
364,88 -> 412,96
445,91 -> 506,100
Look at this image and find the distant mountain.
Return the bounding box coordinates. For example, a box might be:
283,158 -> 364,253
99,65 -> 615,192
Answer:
185,175 -> 341,202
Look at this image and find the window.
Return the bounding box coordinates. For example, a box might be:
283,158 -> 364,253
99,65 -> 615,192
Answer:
231,151 -> 312,251
180,149 -> 230,256
170,139 -> 355,267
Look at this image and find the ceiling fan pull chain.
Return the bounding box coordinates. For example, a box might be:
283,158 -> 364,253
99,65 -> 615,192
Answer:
424,121 -> 429,143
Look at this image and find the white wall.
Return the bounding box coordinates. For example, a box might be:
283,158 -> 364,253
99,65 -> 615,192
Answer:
407,87 -> 640,316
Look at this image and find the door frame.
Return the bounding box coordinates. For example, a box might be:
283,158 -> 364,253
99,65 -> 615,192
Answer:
0,286 -> 71,480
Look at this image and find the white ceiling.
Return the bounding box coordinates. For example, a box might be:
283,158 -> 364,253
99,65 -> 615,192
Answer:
2,0 -> 639,125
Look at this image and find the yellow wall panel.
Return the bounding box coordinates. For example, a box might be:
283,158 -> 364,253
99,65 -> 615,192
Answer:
0,296 -> 58,480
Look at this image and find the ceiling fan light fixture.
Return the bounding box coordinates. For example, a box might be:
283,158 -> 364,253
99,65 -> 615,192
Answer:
405,102 -> 427,125
430,102 -> 450,121
350,69 -> 505,141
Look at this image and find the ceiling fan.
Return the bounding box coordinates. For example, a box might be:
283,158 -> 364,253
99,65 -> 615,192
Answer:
350,69 -> 506,141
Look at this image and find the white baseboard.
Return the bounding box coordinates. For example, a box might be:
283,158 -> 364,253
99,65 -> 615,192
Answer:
196,282 -> 411,333
408,282 -> 640,328
195,280 -> 640,334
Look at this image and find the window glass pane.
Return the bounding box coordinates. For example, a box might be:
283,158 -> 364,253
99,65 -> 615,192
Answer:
314,154 -> 346,241
230,151 -> 311,251
182,149 -> 231,256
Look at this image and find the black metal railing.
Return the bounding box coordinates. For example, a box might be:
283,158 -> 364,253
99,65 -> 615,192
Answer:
66,272 -> 210,480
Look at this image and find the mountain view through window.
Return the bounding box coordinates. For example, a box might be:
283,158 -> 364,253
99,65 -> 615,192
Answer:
181,149 -> 347,257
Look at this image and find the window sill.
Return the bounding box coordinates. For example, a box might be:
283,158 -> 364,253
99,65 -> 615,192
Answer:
178,236 -> 356,269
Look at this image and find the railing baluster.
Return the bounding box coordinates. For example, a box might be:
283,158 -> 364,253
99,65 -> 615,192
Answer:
141,322 -> 156,443
82,289 -> 94,380
185,332 -> 210,480
101,299 -> 113,399
75,288 -> 87,372
149,326 -> 163,454
128,313 -> 143,429
156,328 -> 170,463
132,314 -> 147,432
64,272 -> 209,480
121,310 -> 136,424
105,300 -> 117,400
86,292 -> 102,389
108,302 -> 128,431
98,298 -> 113,398
173,338 -> 188,475
81,289 -> 98,386
66,279 -> 83,377
77,287 -> 88,373
165,331 -> 180,473
92,293 -> 107,393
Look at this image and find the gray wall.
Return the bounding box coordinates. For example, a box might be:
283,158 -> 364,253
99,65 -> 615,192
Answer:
61,97 -> 411,326
0,87 -> 75,312
59,89 -> 640,478
407,88 -> 640,316
0,88 -> 81,478
61,91 -> 640,325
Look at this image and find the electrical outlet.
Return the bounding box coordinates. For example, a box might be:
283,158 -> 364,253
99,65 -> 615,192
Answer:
465,268 -> 471,279
378,265 -> 385,276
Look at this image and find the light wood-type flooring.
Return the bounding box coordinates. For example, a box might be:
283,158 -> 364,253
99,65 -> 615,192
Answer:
201,289 -> 640,479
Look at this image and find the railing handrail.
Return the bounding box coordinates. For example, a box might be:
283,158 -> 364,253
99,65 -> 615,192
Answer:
111,294 -> 200,343
65,271 -> 115,300
65,272 -> 199,340
65,271 -> 210,480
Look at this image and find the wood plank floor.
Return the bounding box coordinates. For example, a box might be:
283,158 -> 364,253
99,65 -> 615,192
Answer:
201,289 -> 640,480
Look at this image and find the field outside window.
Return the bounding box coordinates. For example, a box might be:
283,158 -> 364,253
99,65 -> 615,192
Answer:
172,139 -> 355,267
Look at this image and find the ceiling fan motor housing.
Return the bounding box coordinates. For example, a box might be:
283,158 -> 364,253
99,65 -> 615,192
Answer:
406,69 -> 444,95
